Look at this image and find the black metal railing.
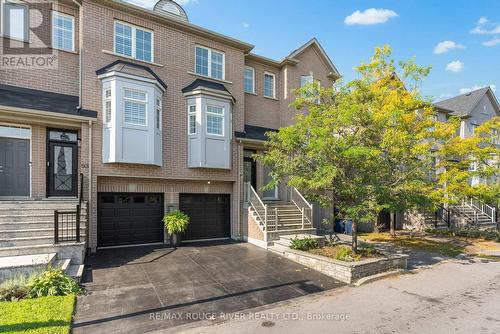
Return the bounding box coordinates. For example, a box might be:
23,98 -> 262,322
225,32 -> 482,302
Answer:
78,173 -> 84,206
54,205 -> 80,243
435,206 -> 451,228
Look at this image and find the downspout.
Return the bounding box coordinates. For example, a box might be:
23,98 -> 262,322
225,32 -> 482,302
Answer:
237,139 -> 242,239
72,0 -> 82,109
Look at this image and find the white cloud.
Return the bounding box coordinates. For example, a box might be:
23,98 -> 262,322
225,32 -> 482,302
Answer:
242,22 -> 250,28
433,41 -> 465,54
344,8 -> 398,25
470,16 -> 500,34
459,85 -> 496,94
438,93 -> 452,101
445,60 -> 464,73
482,37 -> 500,47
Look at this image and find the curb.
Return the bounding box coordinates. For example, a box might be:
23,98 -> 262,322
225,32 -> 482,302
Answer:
354,269 -> 406,286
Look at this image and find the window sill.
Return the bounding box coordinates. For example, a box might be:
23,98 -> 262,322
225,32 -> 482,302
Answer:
102,50 -> 164,67
245,91 -> 257,96
263,95 -> 279,101
51,47 -> 78,55
187,71 -> 233,85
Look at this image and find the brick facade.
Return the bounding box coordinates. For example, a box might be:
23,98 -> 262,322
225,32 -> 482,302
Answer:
0,0 -> 338,251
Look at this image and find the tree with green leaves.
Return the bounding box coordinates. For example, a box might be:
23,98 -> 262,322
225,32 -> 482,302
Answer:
259,45 -> 448,253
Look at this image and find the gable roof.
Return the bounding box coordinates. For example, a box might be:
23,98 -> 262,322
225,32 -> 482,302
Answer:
434,87 -> 499,116
96,60 -> 167,90
245,38 -> 341,79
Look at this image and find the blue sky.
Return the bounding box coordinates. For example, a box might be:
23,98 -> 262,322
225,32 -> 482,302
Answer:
126,0 -> 500,101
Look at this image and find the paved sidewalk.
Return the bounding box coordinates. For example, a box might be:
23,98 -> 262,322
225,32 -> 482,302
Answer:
170,258 -> 500,334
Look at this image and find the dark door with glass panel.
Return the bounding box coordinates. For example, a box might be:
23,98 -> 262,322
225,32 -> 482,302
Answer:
47,130 -> 78,197
243,149 -> 256,190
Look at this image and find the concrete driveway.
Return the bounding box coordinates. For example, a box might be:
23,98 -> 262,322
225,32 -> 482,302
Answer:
72,241 -> 344,333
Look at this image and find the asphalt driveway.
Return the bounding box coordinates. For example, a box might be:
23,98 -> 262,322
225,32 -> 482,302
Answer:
72,241 -> 344,333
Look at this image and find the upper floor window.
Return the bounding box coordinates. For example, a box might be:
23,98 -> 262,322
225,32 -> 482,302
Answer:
300,74 -> 314,88
114,21 -> 153,62
264,72 -> 276,98
195,46 -> 225,80
52,12 -> 74,52
206,105 -> 224,135
188,105 -> 196,135
104,89 -> 112,123
124,89 -> 147,126
2,0 -> 28,41
244,67 -> 255,94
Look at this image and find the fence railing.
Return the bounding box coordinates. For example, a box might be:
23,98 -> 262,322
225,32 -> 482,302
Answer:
435,206 -> 451,228
246,183 -> 269,231
290,187 -> 313,229
467,197 -> 496,223
54,205 -> 80,243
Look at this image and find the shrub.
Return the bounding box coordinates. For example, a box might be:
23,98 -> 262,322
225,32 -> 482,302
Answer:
27,268 -> 82,298
163,210 -> 190,235
334,245 -> 355,261
289,237 -> 318,251
0,274 -> 31,302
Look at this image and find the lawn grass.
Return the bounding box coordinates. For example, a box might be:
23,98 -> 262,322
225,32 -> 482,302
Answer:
359,232 -> 465,257
0,295 -> 75,334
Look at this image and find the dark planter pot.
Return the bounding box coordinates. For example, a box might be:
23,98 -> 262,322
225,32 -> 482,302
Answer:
170,233 -> 182,247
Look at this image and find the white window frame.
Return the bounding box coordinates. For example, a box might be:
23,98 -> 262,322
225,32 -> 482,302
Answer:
188,104 -> 196,135
51,11 -> 75,52
195,45 -> 225,80
123,88 -> 148,126
155,97 -> 162,130
114,20 -> 154,62
1,0 -> 29,42
103,88 -> 112,124
205,105 -> 224,136
300,74 -> 314,88
264,72 -> 276,98
244,66 -> 255,94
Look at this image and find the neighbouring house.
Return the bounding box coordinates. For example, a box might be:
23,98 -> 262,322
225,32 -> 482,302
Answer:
397,87 -> 500,233
0,0 -> 340,273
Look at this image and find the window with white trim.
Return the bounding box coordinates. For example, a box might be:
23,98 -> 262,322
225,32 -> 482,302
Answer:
114,21 -> 153,62
104,89 -> 112,123
155,97 -> 161,130
123,89 -> 147,125
195,46 -> 225,80
206,105 -> 224,135
188,105 -> 196,135
2,0 -> 29,41
52,12 -> 74,52
244,67 -> 255,93
264,73 -> 275,98
300,74 -> 313,88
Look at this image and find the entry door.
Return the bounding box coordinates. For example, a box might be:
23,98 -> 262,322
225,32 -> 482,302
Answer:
48,134 -> 78,197
262,165 -> 278,200
243,150 -> 256,190
0,137 -> 30,196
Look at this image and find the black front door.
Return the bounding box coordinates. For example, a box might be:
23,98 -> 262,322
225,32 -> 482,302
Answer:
47,130 -> 78,197
243,149 -> 257,189
0,137 -> 30,196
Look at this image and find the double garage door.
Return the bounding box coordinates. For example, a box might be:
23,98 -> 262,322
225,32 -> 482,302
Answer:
98,193 -> 230,247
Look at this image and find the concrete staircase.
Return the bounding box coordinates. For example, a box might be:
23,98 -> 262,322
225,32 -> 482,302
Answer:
449,203 -> 497,230
260,203 -> 316,240
0,200 -> 87,282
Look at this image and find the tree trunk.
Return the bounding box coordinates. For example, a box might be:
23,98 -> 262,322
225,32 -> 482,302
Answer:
374,211 -> 381,233
390,212 -> 396,236
352,220 -> 358,254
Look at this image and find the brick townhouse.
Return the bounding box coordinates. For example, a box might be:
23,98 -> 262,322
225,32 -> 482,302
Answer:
0,0 -> 340,268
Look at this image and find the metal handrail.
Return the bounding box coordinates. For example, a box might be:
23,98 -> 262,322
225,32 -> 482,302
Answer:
78,173 -> 84,206
290,187 -> 313,226
467,197 -> 496,222
246,183 -> 268,230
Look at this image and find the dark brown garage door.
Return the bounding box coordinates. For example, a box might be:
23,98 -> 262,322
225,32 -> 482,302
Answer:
98,193 -> 164,247
179,194 -> 230,241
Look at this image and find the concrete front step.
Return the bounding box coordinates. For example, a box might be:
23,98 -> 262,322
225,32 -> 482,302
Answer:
0,252 -> 57,282
0,228 -> 86,238
0,213 -> 87,223
0,234 -> 86,247
0,200 -> 85,208
0,242 -> 86,264
266,228 -> 317,240
53,259 -> 84,283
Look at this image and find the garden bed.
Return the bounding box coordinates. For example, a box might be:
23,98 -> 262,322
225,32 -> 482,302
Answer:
277,241 -> 407,284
